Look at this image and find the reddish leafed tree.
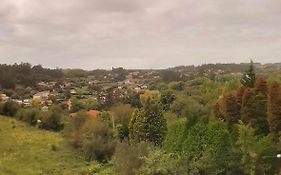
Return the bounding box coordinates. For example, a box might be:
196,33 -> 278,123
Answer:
251,78 -> 269,135
267,81 -> 281,137
236,86 -> 247,111
241,88 -> 256,124
255,77 -> 267,95
223,93 -> 240,127
213,101 -> 224,120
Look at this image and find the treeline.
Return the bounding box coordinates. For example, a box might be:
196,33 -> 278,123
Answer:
0,63 -> 63,89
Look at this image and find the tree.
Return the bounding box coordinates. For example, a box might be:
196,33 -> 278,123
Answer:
110,103 -> 133,142
160,90 -> 176,111
129,92 -> 167,146
268,81 -> 281,138
223,93 -> 240,127
240,60 -> 256,88
236,123 -> 278,175
251,78 -> 269,135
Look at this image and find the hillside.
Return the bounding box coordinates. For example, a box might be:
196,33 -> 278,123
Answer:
0,116 -> 93,175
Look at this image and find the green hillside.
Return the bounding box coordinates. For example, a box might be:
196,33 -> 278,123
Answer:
0,116 -> 94,175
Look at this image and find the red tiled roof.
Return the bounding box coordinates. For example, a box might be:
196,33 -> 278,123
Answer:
86,110 -> 100,118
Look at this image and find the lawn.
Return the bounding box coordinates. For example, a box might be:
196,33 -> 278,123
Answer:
0,116 -> 96,175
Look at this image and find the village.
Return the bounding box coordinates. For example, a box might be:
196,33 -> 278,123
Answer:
0,70 -> 153,114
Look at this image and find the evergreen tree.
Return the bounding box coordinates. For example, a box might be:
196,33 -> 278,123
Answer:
241,60 -> 256,88
268,81 -> 281,138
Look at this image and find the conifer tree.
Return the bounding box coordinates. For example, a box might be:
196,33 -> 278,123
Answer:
241,60 -> 256,88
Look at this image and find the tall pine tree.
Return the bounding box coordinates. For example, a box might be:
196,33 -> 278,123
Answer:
241,60 -> 256,88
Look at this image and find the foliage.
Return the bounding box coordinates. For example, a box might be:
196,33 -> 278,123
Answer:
241,60 -> 256,88
160,90 -> 176,111
236,123 -> 278,175
0,116 -> 93,175
268,81 -> 281,138
164,117 -> 233,174
81,119 -> 116,162
222,93 -> 240,127
0,63 -> 63,89
65,112 -> 115,162
0,101 -> 21,117
16,107 -> 39,125
113,142 -> 151,175
38,107 -> 64,131
138,149 -> 191,175
129,99 -> 167,146
110,103 -> 133,141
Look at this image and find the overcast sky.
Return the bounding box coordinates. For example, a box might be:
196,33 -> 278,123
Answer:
0,0 -> 281,69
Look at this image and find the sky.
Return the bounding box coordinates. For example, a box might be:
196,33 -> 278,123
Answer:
0,0 -> 281,69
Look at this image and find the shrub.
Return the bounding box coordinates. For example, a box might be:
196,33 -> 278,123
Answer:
113,142 -> 151,175
1,101 -> 21,117
16,107 -> 39,125
81,119 -> 116,162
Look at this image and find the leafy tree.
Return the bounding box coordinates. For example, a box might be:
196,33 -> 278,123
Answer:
236,123 -> 278,175
129,91 -> 167,146
110,103 -> 133,141
164,118 -> 233,174
241,88 -> 256,123
160,90 -> 176,111
241,60 -> 256,88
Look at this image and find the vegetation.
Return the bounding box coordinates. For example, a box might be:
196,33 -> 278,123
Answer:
1,61 -> 281,174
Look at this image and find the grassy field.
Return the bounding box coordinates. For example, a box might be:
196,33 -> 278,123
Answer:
0,115 -> 106,175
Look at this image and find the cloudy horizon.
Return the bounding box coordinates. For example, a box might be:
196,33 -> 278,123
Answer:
1,0 -> 281,69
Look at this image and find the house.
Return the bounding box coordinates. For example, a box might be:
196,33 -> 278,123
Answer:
23,99 -> 32,106
42,106 -> 49,112
1,94 -> 10,103
33,91 -> 50,104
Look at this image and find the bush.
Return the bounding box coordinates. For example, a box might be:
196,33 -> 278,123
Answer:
138,149 -> 191,175
16,107 -> 39,125
113,142 -> 151,175
1,101 -> 21,117
64,112 -> 88,148
39,111 -> 64,131
81,119 -> 116,162
65,112 -> 116,162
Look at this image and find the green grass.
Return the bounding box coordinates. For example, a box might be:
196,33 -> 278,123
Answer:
0,116 -> 96,175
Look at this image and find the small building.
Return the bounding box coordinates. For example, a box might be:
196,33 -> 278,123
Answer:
1,94 -> 10,103
33,91 -> 50,104
42,106 -> 49,112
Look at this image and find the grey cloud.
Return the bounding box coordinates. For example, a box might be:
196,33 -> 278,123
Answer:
0,0 -> 281,69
